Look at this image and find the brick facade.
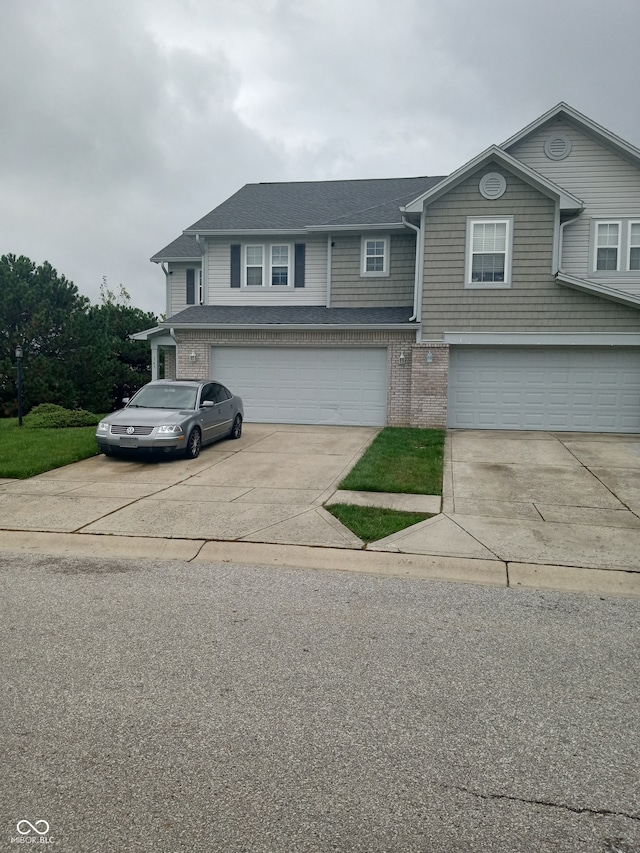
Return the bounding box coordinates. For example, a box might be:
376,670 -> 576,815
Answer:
160,329 -> 450,429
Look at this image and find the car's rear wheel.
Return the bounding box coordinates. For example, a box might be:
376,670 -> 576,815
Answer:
231,414 -> 243,440
185,427 -> 201,459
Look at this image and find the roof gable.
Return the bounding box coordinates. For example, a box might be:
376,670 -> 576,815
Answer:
402,145 -> 584,213
501,102 -> 640,168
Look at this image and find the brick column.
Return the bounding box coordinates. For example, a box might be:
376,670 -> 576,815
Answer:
409,342 -> 449,428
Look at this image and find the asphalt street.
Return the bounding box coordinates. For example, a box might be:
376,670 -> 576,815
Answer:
1,552 -> 639,853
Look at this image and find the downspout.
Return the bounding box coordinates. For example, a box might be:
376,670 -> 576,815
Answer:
326,234 -> 332,306
195,235 -> 205,304
161,262 -> 172,318
402,215 -> 423,325
557,212 -> 583,274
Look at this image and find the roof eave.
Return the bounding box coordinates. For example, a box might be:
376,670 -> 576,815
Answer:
158,322 -> 418,331
150,256 -> 202,264
305,222 -> 408,232
130,326 -> 164,341
556,272 -> 640,309
183,228 -> 309,237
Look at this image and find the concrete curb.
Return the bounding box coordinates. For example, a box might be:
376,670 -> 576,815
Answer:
1,530 -> 638,597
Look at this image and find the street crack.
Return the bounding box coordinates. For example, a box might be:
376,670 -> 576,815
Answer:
444,783 -> 640,822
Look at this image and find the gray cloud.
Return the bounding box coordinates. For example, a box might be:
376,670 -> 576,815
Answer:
1,0 -> 639,315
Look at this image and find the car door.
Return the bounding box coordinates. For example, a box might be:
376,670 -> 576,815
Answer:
198,383 -> 222,444
210,383 -> 234,438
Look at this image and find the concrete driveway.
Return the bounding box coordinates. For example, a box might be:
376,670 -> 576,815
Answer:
0,424 -> 374,547
1,425 -> 640,596
372,430 -> 640,592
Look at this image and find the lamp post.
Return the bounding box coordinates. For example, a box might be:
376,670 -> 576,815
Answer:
15,346 -> 23,427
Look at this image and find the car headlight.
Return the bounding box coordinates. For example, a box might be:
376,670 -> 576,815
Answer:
157,424 -> 184,434
97,422 -> 109,433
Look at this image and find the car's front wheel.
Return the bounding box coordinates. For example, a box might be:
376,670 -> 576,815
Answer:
185,427 -> 201,459
230,414 -> 243,440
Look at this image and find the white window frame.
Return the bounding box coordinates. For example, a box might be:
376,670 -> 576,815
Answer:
628,221 -> 640,271
269,244 -> 293,287
360,236 -> 390,277
594,221 -> 621,272
244,244 -> 265,287
243,243 -> 294,288
465,217 -> 513,289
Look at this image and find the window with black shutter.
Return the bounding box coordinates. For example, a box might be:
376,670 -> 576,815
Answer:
186,268 -> 195,304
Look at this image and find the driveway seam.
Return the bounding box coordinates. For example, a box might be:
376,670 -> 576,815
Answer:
446,513 -> 504,562
557,434 -> 632,513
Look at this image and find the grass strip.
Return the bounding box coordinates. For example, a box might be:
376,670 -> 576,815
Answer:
0,419 -> 99,479
339,427 -> 445,495
327,503 -> 432,543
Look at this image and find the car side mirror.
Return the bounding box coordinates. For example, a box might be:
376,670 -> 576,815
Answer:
201,400 -> 214,408
122,398 -> 130,405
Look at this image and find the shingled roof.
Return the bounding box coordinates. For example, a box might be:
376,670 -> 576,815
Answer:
183,175 -> 445,233
162,305 -> 416,326
150,234 -> 201,263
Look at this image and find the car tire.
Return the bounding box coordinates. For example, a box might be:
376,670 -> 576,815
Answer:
185,427 -> 201,459
230,414 -> 243,440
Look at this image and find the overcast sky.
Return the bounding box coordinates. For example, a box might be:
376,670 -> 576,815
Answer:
2,0 -> 640,317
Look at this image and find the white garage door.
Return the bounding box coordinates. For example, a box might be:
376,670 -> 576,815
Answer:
211,347 -> 388,426
448,347 -> 640,432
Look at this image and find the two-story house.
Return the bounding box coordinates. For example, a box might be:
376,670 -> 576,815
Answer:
135,103 -> 640,433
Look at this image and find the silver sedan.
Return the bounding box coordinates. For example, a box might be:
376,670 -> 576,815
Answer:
96,379 -> 243,459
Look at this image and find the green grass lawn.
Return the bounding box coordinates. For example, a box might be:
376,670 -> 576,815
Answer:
326,503 -> 432,543
0,418 -> 99,479
326,427 -> 445,543
339,427 -> 445,495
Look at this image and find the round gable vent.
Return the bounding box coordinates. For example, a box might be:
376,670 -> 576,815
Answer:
544,133 -> 571,160
479,172 -> 507,200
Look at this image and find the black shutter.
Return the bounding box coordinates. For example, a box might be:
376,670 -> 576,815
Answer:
230,244 -> 241,288
294,243 -> 305,288
186,268 -> 195,304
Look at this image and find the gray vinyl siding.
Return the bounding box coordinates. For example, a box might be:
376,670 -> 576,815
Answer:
205,234 -> 326,305
507,118 -> 640,294
421,165 -> 640,336
168,263 -> 199,317
330,233 -> 416,308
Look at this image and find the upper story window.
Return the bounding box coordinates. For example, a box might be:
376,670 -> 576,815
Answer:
465,217 -> 513,288
361,236 -> 390,276
244,244 -> 293,287
629,222 -> 640,271
245,246 -> 264,286
230,243 -> 305,289
271,245 -> 289,285
595,222 -> 620,271
590,219 -> 640,274
186,268 -> 202,304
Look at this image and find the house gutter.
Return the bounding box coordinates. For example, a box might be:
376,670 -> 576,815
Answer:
158,323 -> 418,332
402,215 -> 423,324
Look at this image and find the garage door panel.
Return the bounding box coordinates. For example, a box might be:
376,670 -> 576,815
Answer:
211,347 -> 387,426
448,347 -> 640,433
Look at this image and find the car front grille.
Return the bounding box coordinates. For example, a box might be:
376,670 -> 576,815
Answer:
110,425 -> 154,436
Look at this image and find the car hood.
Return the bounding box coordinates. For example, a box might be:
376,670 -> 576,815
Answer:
103,407 -> 194,426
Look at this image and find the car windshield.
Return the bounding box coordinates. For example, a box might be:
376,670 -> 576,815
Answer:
128,385 -> 198,410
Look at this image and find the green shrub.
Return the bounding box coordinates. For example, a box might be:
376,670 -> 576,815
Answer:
23,403 -> 101,429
